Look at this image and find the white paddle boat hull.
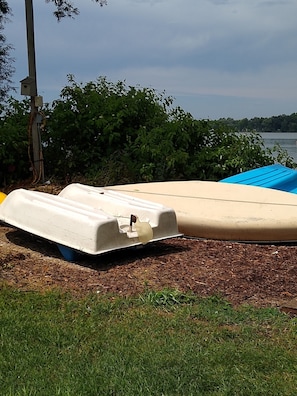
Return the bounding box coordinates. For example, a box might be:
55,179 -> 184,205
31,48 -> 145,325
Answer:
0,187 -> 180,258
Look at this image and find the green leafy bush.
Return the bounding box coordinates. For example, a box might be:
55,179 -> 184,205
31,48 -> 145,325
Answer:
0,98 -> 31,185
1,76 -> 282,185
44,75 -> 170,183
44,76 -> 277,183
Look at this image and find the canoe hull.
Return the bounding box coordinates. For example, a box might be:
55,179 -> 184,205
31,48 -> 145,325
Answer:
105,180 -> 297,242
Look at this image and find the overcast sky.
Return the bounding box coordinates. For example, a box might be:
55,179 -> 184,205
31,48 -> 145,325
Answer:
5,0 -> 297,120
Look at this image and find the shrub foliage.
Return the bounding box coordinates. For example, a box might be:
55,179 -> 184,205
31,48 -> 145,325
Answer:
1,76 -> 285,186
0,98 -> 31,185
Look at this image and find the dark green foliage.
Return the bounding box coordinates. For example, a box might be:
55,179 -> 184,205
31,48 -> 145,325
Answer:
1,76 -> 282,186
43,76 -> 276,184
220,113 -> 297,132
44,76 -> 171,183
0,98 -> 31,185
197,128 -> 273,180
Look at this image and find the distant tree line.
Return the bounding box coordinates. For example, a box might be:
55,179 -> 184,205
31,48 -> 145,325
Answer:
218,113 -> 297,133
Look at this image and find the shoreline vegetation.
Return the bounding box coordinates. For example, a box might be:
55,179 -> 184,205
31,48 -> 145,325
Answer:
219,113 -> 297,133
2,76 -> 296,188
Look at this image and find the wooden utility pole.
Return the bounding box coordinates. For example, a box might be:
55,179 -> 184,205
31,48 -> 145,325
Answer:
24,0 -> 44,182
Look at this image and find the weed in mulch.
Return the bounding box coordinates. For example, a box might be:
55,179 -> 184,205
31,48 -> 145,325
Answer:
0,253 -> 27,270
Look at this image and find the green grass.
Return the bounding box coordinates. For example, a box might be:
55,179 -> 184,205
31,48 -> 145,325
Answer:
1,286 -> 297,395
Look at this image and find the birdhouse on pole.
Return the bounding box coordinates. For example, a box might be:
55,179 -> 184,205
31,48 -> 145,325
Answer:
20,76 -> 36,96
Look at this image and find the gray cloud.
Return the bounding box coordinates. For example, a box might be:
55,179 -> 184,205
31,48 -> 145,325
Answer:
5,0 -> 297,119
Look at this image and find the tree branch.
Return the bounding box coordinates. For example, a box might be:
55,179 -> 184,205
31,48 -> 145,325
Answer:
45,0 -> 107,21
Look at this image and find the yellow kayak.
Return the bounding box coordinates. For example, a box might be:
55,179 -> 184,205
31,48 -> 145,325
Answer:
0,192 -> 7,204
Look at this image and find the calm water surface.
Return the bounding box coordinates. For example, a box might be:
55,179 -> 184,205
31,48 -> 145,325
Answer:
259,132 -> 297,163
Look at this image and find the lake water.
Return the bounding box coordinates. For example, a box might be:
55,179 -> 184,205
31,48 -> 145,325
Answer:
258,132 -> 297,163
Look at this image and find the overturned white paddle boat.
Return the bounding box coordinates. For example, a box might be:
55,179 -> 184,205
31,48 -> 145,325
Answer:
0,187 -> 180,261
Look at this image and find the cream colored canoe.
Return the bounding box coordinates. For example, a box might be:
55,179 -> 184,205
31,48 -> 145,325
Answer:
102,180 -> 297,242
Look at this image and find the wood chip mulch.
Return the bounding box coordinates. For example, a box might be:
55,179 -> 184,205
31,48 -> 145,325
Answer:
1,224 -> 297,308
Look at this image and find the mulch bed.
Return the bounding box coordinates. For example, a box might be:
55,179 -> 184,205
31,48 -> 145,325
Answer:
1,223 -> 297,308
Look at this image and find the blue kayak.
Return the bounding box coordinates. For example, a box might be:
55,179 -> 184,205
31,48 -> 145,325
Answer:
220,164 -> 297,194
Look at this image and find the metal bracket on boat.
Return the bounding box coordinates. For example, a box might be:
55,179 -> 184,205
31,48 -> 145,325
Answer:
129,214 -> 137,232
